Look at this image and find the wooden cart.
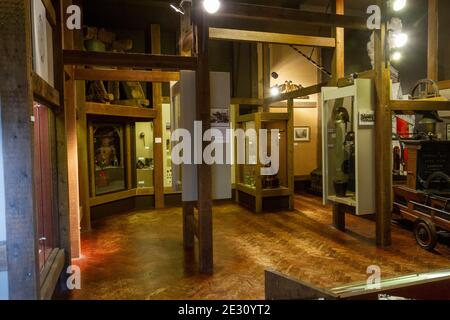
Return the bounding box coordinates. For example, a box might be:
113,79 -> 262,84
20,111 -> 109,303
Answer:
393,140 -> 450,250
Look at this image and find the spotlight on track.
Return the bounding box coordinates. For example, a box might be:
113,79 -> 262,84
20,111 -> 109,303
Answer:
392,0 -> 407,12
270,86 -> 280,97
392,32 -> 408,48
391,51 -> 402,62
170,0 -> 192,15
170,1 -> 185,15
203,0 -> 221,14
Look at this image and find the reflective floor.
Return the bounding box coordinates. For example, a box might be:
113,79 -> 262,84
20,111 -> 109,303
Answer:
59,194 -> 450,300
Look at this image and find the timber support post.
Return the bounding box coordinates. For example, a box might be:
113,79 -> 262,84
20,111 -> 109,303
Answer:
374,1 -> 392,247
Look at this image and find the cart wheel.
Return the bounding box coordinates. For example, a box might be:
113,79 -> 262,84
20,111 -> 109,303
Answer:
414,219 -> 438,250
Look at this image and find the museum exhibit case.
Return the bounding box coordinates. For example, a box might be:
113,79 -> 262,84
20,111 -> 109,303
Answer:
135,121 -> 155,189
92,123 -> 126,196
87,113 -> 157,209
171,71 -> 232,202
321,79 -> 376,216
235,109 -> 294,213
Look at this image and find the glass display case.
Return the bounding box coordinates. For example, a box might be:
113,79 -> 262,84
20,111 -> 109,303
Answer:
135,122 -> 154,188
235,111 -> 293,213
162,103 -> 174,190
324,96 -> 356,202
322,79 -> 376,215
239,121 -> 257,188
93,124 -> 125,196
88,116 -> 157,207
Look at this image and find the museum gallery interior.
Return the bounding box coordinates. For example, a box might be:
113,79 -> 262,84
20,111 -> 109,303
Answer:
2,0 -> 450,300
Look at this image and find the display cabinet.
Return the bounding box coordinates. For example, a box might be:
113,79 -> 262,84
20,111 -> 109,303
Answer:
321,79 -> 376,216
87,114 -> 156,207
92,123 -> 126,196
235,110 -> 294,213
135,122 -> 154,189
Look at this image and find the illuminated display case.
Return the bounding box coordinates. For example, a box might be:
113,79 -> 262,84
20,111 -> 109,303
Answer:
88,118 -> 156,202
93,124 -> 125,196
321,79 -> 376,215
235,111 -> 294,213
135,122 -> 154,188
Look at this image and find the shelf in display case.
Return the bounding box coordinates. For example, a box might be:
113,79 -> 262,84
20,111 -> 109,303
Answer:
262,186 -> 291,197
237,184 -> 291,198
236,183 -> 257,196
89,187 -> 155,207
328,193 -> 356,207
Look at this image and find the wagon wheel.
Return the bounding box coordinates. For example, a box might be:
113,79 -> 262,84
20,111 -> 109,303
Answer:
414,219 -> 438,251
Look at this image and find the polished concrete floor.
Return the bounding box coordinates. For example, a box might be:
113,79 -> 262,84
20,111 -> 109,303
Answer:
61,194 -> 450,300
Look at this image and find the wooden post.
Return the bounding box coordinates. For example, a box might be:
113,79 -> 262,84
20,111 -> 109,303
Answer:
0,0 -> 40,299
428,0 -> 439,81
333,0 -> 345,83
182,202 -> 195,249
54,0 -> 73,266
374,1 -> 392,247
125,124 -> 133,189
194,2 -> 213,274
262,44 -> 271,111
332,204 -> 346,231
287,99 -> 294,210
254,112 -> 263,213
151,24 -> 165,209
257,43 -> 264,112
63,0 -> 81,258
234,104 -> 241,204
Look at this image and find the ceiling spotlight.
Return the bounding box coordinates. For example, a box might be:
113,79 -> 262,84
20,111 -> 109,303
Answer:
170,3 -> 185,14
170,0 -> 192,15
393,0 -> 407,12
391,51 -> 402,62
203,0 -> 220,14
393,32 -> 408,48
270,86 -> 280,97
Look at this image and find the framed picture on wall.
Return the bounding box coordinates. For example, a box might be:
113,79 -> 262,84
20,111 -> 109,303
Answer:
294,127 -> 311,142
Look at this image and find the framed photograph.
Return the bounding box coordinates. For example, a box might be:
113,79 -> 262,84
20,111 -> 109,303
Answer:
294,127 -> 311,142
211,108 -> 230,127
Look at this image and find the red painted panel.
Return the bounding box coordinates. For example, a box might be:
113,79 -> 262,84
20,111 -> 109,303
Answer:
33,103 -> 55,270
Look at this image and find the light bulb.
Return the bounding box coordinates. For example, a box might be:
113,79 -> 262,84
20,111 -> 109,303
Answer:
393,32 -> 408,48
391,51 -> 402,61
270,86 -> 280,97
393,0 -> 407,12
203,0 -> 220,14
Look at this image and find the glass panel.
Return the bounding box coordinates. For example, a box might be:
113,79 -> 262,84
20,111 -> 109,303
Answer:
135,122 -> 154,188
163,102 -> 175,190
325,97 -> 356,200
239,121 -> 257,188
93,124 -> 125,195
262,120 -> 287,189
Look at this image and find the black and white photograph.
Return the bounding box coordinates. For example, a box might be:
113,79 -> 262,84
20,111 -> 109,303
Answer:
294,127 -> 311,142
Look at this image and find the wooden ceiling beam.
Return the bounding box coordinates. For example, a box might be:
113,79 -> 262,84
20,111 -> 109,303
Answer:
389,100 -> 450,112
209,27 -> 336,47
213,2 -> 368,30
63,50 -> 197,70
